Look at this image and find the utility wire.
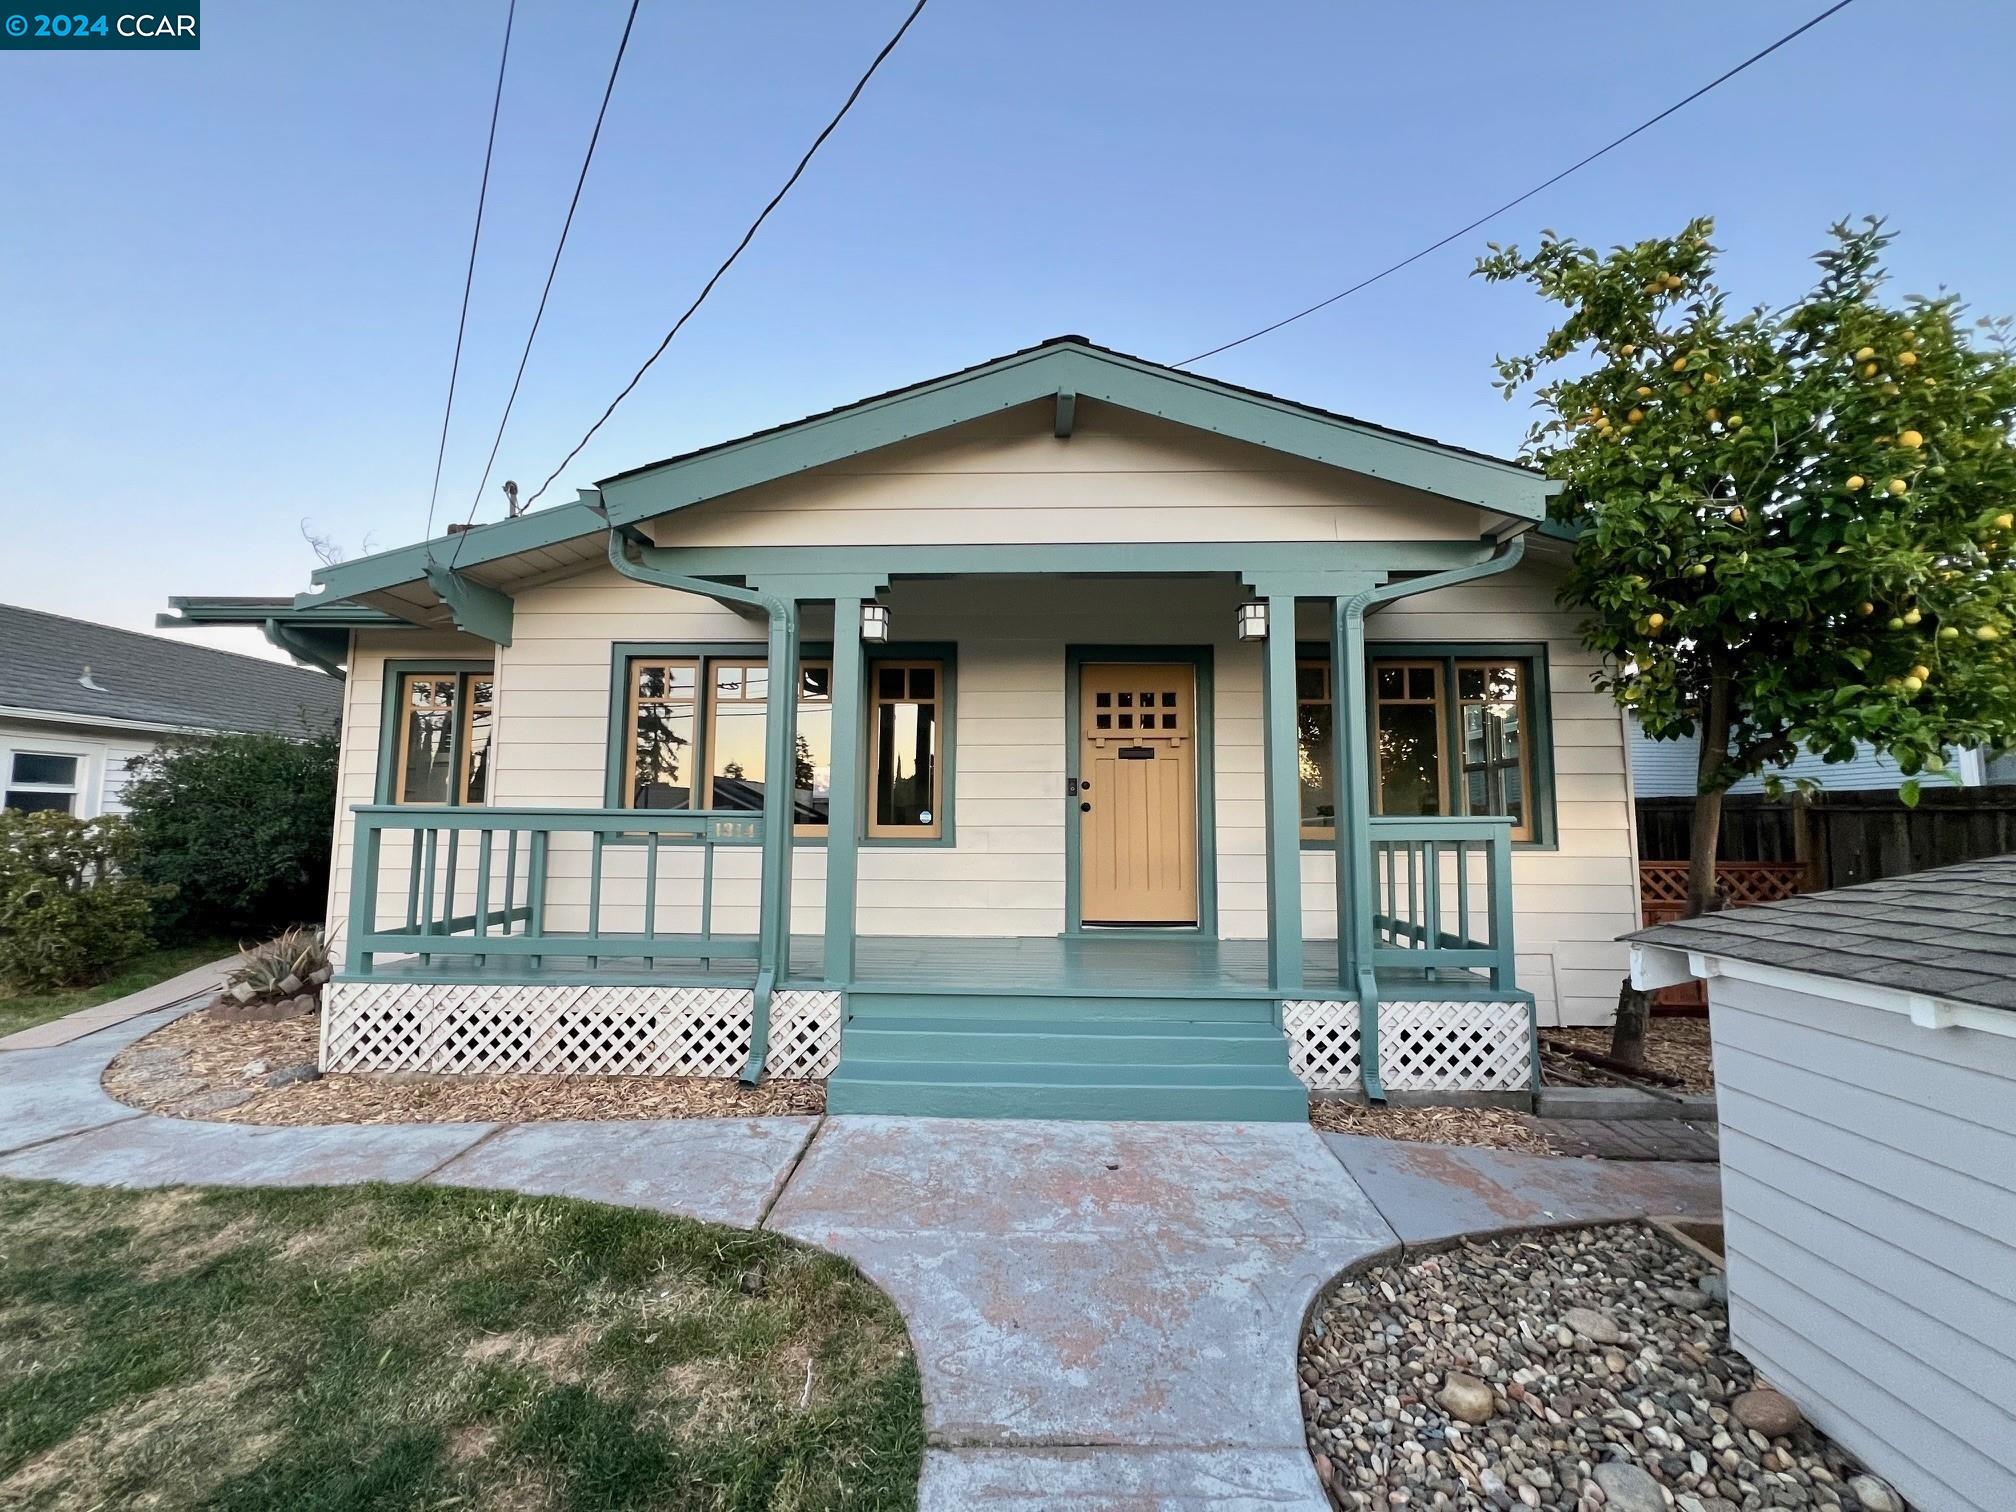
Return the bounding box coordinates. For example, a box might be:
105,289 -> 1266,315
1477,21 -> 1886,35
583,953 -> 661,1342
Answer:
523,0 -> 932,510
447,0 -> 644,570
1174,0 -> 1859,369
424,0 -> 518,552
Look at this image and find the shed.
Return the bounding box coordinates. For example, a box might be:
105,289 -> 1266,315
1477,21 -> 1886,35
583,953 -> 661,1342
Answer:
1629,856 -> 2016,1512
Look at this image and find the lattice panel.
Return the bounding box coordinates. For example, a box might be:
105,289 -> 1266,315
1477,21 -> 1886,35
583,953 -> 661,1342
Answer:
1280,999 -> 1362,1090
766,990 -> 843,1078
321,982 -> 841,1080
1378,1000 -> 1532,1091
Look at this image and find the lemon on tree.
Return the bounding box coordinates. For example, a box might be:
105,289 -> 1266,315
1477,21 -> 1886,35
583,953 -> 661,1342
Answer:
1478,214 -> 2016,920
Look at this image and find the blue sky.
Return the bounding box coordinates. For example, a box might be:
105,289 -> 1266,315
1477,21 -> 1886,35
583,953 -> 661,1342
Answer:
3,0 -> 2011,660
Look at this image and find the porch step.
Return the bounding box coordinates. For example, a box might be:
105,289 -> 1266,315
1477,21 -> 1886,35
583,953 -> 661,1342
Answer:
843,990 -> 1277,1023
827,1013 -> 1308,1122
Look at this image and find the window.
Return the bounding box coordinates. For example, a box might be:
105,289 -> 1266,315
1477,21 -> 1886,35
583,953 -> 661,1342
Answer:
615,649 -> 946,840
4,751 -> 82,815
1295,650 -> 1543,843
870,661 -> 941,838
390,668 -> 495,805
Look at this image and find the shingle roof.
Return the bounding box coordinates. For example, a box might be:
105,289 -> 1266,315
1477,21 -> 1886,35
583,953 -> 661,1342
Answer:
1628,855 -> 2016,1013
0,602 -> 342,736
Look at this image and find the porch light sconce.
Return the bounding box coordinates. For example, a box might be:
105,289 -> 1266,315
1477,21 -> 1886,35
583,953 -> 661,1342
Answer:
1236,601 -> 1269,641
861,602 -> 892,644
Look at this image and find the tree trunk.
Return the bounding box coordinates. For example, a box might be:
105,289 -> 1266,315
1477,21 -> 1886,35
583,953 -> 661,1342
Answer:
1609,979 -> 1651,1068
1687,670 -> 1735,918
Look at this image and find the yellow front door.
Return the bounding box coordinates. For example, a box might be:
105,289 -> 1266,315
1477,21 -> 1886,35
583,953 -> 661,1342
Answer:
1078,662 -> 1199,926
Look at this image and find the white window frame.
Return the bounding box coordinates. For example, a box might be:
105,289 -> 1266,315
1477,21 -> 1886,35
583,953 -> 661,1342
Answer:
2,743 -> 91,817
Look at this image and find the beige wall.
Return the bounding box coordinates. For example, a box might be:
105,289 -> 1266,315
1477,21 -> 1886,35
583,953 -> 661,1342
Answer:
647,399 -> 1499,549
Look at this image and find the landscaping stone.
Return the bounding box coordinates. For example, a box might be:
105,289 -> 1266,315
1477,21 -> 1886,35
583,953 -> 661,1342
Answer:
1299,1224 -> 1874,1512
1847,1472 -> 1905,1512
267,1062 -> 320,1088
242,1060 -> 270,1078
1731,1388 -> 1804,1437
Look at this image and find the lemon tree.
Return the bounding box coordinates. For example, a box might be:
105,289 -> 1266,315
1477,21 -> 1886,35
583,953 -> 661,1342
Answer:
1478,218 -> 2016,915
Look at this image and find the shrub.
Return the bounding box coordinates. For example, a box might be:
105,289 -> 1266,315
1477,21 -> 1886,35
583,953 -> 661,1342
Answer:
0,811 -> 160,991
226,925 -> 332,1004
122,726 -> 339,941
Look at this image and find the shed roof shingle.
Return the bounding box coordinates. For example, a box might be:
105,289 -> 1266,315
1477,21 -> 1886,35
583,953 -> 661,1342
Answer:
1629,854 -> 2016,1014
0,603 -> 341,736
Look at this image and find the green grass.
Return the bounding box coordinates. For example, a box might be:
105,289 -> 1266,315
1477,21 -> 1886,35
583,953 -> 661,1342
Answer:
0,937 -> 236,1038
0,1180 -> 923,1511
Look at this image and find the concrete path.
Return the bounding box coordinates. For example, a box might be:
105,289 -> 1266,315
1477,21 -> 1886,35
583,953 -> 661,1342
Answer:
0,999 -> 1721,1512
0,954 -> 237,1052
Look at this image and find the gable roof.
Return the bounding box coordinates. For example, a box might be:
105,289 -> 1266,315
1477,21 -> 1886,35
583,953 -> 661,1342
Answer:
0,602 -> 343,735
297,335 -> 1555,612
596,334 -> 1556,525
1629,855 -> 2016,1012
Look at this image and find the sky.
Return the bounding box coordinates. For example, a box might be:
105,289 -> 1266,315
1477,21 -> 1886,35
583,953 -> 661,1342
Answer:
3,0 -> 2012,663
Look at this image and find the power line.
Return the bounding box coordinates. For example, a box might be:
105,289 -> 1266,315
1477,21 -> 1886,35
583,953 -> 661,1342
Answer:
447,0 -> 644,571
1173,0 -> 1859,369
424,0 -> 518,551
523,0 -> 932,510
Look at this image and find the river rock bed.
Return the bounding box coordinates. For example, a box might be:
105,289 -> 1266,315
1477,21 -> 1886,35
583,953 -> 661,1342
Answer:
1299,1224 -> 1893,1511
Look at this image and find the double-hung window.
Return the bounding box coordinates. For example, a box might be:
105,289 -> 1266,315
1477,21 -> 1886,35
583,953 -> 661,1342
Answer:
616,648 -> 946,840
1295,650 -> 1545,844
3,751 -> 83,815
389,668 -> 494,805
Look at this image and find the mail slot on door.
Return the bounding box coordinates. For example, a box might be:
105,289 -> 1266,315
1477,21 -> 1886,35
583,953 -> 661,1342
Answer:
1118,746 -> 1154,760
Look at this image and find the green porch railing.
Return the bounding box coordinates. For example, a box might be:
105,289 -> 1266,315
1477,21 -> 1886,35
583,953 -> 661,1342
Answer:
1367,815 -> 1517,991
344,806 -> 764,976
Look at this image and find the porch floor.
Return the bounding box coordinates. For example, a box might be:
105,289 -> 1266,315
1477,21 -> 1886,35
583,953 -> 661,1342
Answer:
351,934 -> 1520,1000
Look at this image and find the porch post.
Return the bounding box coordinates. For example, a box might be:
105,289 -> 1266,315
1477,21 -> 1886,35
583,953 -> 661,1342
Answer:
1259,593 -> 1303,993
746,595 -> 800,1082
1332,592 -> 1384,1100
823,595 -> 866,985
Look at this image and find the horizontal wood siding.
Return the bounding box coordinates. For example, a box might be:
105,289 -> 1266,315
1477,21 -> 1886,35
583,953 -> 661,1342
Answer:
1709,973 -> 2016,1512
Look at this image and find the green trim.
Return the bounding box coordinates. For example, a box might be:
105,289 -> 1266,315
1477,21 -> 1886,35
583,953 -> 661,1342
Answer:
603,639 -> 959,850
630,539 -> 1487,582
1260,596 -> 1303,992
373,661 -> 493,805
160,597 -> 404,629
598,341 -> 1552,526
1063,644 -> 1219,939
824,597 -> 865,985
306,498 -> 606,606
1291,637 -> 1559,852
423,564 -> 514,646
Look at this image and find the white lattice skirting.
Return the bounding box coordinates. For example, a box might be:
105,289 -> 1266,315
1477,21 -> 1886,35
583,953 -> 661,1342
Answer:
319,983 -> 842,1079
1282,999 -> 1533,1092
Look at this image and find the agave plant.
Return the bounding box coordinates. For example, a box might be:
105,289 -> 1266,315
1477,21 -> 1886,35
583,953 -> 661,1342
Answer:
226,925 -> 331,1002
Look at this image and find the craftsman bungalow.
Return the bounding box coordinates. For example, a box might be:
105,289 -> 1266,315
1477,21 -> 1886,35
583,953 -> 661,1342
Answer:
164,338 -> 1640,1120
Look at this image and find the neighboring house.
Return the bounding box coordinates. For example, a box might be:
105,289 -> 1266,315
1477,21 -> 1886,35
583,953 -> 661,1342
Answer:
1627,712 -> 1993,797
167,336 -> 1646,1119
0,602 -> 343,818
1630,857 -> 2016,1512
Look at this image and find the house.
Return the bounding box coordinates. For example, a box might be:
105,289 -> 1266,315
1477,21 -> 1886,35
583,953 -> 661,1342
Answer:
0,602 -> 343,819
164,337 -> 1646,1119
1630,857 -> 2016,1512
1626,711 -> 1997,797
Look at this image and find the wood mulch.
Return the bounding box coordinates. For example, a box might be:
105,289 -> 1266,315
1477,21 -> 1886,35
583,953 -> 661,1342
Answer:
1550,1014 -> 1717,1094
102,1006 -> 825,1126
1307,1098 -> 1557,1155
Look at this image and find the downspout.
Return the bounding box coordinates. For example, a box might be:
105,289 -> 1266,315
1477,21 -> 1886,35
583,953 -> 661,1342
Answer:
1345,529 -> 1531,1103
604,530 -> 793,1086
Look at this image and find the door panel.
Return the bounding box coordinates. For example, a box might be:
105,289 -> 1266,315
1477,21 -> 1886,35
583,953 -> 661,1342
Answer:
1079,663 -> 1198,925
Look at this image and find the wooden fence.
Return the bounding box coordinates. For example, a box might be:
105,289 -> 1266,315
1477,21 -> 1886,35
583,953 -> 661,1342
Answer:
1638,860 -> 1809,1011
1637,787 -> 2016,890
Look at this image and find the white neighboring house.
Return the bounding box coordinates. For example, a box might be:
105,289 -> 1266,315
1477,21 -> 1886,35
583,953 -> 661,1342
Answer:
0,602 -> 343,819
1626,711 -> 1996,797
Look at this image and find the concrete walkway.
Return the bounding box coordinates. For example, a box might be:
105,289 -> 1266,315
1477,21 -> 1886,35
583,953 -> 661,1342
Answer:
0,999 -> 1721,1511
0,953 -> 236,1051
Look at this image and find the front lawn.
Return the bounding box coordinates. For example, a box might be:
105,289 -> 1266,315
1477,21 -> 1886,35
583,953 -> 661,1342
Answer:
0,1180 -> 922,1510
0,937 -> 235,1039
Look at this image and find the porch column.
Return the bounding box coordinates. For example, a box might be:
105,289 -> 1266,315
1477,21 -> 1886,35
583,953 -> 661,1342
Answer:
1331,591 -> 1384,1099
1258,592 -> 1303,992
823,595 -> 866,985
745,594 -> 800,1082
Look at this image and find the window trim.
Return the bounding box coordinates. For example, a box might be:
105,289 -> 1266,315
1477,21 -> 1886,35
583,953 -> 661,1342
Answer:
2,745 -> 87,816
866,658 -> 945,840
375,661 -> 496,806
604,640 -> 958,848
1293,641 -> 1556,850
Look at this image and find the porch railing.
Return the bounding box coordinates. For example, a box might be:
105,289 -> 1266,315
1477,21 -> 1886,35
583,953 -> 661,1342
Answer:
1367,815 -> 1516,990
345,806 -> 763,976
